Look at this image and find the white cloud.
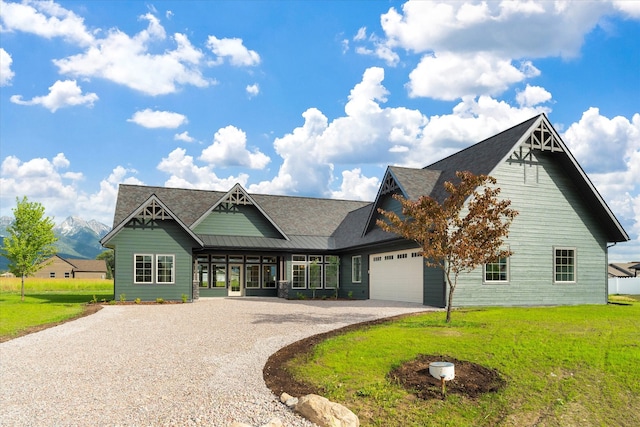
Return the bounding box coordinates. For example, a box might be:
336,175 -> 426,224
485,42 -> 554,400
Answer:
250,66 -> 551,197
174,131 -> 195,143
246,83 -> 260,97
516,84 -> 552,108
330,168 -> 379,201
128,109 -> 187,129
354,27 -> 367,41
612,0 -> 640,18
0,153 -> 142,225
199,125 -> 270,169
562,109 -> 640,261
10,79 -> 98,112
206,36 -> 260,66
407,52 -> 540,100
379,1 -> 608,58
0,48 -> 15,86
364,1 -> 631,101
0,0 -> 94,46
53,14 -> 209,96
562,108 -> 640,173
158,147 -> 249,190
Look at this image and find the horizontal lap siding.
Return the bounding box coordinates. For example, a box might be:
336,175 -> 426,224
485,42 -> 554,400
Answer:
423,265 -> 445,307
112,220 -> 196,302
453,151 -> 607,307
193,205 -> 281,238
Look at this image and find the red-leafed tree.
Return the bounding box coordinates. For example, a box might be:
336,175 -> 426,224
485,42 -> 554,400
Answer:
377,171 -> 518,323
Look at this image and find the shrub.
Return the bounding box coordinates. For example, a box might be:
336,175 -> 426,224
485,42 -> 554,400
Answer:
156,298 -> 164,304
119,293 -> 126,303
134,298 -> 141,304
181,294 -> 188,303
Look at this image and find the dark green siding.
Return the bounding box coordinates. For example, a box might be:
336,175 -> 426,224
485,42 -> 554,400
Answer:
423,265 -> 445,307
111,220 -> 197,302
453,150 -> 608,307
339,251 -> 369,299
193,204 -> 282,238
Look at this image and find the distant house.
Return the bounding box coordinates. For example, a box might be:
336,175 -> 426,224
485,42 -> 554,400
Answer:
34,255 -> 108,279
101,114 -> 629,305
608,262 -> 640,278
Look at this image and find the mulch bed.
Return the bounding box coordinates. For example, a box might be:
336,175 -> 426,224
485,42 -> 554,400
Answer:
388,354 -> 506,399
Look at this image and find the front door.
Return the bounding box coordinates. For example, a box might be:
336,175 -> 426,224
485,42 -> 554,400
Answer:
228,264 -> 243,296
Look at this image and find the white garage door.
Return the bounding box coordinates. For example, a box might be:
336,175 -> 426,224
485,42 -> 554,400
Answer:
369,249 -> 423,304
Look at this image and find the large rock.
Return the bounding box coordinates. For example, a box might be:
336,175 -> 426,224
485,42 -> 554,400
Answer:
294,394 -> 359,427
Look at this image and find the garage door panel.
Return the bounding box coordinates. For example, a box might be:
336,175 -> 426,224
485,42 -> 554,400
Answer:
369,249 -> 423,304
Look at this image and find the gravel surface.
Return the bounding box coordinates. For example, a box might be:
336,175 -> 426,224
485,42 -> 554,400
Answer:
0,298 -> 431,427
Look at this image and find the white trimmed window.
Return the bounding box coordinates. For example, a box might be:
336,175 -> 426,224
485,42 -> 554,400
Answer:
554,247 -> 576,283
292,255 -> 307,289
324,256 -> 339,289
352,255 -> 362,283
484,256 -> 509,283
309,256 -> 323,290
246,264 -> 260,288
156,255 -> 175,284
134,254 -> 153,284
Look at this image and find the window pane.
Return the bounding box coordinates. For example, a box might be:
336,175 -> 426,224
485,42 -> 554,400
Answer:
352,256 -> 362,283
157,255 -> 174,283
135,255 -> 153,283
213,264 -> 226,287
309,261 -> 322,289
262,265 -> 277,288
555,249 -> 575,282
485,257 -> 508,282
325,263 -> 338,289
292,264 -> 306,289
246,265 -> 260,288
262,256 -> 277,263
198,263 -> 209,288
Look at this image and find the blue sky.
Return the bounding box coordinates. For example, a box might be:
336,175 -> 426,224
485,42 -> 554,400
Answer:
0,0 -> 638,261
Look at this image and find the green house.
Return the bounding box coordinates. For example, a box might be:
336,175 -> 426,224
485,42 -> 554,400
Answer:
101,114 -> 629,306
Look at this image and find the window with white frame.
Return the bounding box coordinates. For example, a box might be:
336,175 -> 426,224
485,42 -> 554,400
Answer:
246,264 -> 260,288
554,248 -> 576,283
292,255 -> 307,289
352,255 -> 362,283
135,254 -> 153,283
156,255 -> 175,284
324,256 -> 339,289
484,256 -> 509,283
309,256 -> 323,290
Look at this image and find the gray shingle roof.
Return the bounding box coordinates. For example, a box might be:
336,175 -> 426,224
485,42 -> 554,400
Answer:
112,184 -> 370,241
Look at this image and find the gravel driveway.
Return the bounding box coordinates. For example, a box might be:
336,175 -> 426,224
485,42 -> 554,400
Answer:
0,298 -> 431,426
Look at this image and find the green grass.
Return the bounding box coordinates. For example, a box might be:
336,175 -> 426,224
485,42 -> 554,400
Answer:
289,301 -> 640,426
0,277 -> 113,340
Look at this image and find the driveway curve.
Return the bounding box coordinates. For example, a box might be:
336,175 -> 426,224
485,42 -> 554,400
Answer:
0,298 -> 432,426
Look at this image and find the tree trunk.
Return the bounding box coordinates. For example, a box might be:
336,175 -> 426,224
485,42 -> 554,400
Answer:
445,283 -> 455,323
21,274 -> 25,302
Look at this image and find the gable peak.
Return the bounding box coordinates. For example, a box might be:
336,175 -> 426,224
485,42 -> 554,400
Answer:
523,116 -> 564,153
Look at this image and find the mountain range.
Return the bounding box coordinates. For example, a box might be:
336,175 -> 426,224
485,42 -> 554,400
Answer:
0,216 -> 111,272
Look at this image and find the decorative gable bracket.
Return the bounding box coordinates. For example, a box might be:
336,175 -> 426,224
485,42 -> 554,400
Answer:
380,173 -> 401,196
134,198 -> 171,221
523,120 -> 563,153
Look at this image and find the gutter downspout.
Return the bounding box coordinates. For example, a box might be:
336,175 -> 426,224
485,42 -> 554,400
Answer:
606,242 -> 617,302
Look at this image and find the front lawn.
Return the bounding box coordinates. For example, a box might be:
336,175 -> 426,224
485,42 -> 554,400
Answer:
287,302 -> 640,426
0,278 -> 112,341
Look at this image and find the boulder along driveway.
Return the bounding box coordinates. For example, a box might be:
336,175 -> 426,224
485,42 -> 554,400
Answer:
0,298 -> 430,427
